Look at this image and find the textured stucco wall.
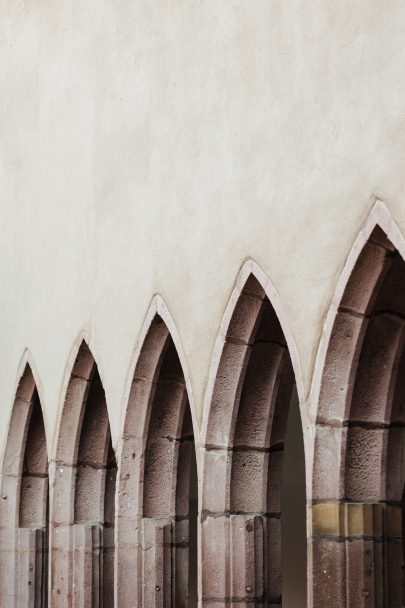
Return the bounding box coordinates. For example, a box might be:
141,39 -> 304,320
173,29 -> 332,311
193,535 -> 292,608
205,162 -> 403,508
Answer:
1,1 -> 405,482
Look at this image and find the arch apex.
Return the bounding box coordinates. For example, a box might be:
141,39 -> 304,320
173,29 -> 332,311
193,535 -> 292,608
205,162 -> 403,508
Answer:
201,257 -> 305,445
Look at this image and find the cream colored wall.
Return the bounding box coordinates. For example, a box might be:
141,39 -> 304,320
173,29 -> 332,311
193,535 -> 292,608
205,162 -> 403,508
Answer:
1,1 -> 405,489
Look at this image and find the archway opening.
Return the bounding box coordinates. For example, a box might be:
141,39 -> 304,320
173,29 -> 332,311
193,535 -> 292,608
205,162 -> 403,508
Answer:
0,366 -> 48,607
313,226 -> 405,607
202,274 -> 307,606
20,388 -> 49,607
51,343 -> 116,608
117,316 -> 197,608
73,366 -> 117,607
142,337 -> 197,606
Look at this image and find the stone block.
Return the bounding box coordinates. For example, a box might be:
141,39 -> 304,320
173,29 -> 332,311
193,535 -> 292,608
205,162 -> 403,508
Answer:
201,515 -> 229,600
340,242 -> 387,315
230,450 -> 267,513
345,427 -> 386,501
318,312 -> 366,424
311,538 -> 345,608
206,341 -> 250,446
233,342 -> 284,448
226,293 -> 263,344
312,424 -> 346,500
350,314 -> 403,424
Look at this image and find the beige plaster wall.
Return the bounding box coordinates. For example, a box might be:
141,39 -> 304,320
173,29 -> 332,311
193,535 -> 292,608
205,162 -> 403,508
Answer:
1,1 -> 405,484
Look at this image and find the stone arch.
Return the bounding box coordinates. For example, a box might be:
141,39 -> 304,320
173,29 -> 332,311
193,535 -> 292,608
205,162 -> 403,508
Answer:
50,340 -> 116,608
201,261 -> 307,607
116,304 -> 198,607
0,362 -> 49,608
311,202 -> 405,608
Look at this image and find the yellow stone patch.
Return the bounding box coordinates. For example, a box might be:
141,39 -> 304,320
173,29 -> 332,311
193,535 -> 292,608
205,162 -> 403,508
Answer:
311,502 -> 401,538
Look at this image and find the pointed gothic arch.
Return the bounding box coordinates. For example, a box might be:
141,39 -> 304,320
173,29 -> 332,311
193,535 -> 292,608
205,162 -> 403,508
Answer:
0,362 -> 49,608
201,262 -> 307,607
50,340 -> 116,608
116,303 -> 198,608
311,204 -> 405,608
